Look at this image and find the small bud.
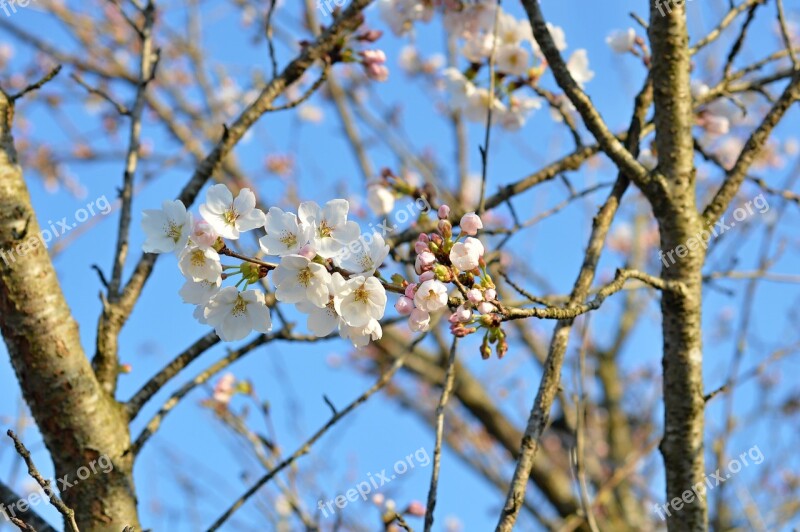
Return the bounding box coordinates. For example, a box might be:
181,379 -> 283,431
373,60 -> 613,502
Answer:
438,219 -> 452,239
298,244 -> 316,260
433,264 -> 451,282
438,204 -> 451,220
418,270 -> 435,282
406,501 -> 426,517
467,288 -> 484,303
395,296 -> 415,316
460,212 -> 483,236
484,288 -> 497,301
241,262 -> 262,284
404,283 -> 417,299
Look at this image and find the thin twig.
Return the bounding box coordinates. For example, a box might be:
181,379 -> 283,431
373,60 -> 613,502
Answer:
206,334 -> 429,531
6,431 -> 79,532
477,0 -> 502,215
8,65 -> 62,101
423,338 -> 458,532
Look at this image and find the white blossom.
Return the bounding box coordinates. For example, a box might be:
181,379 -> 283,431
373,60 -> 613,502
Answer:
340,319 -> 383,348
567,49 -> 594,88
204,288 -> 273,341
298,199 -> 360,259
449,237 -> 485,272
335,232 -> 390,276
338,276 -> 387,328
199,184 -> 266,240
495,44 -> 530,76
606,28 -> 636,53
141,200 -> 193,254
272,255 -> 332,308
366,182 -> 396,216
414,279 -> 449,313
179,245 -> 223,283
259,207 -> 312,256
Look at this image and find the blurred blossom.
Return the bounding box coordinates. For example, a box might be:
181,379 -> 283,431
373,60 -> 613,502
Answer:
265,154 -> 295,177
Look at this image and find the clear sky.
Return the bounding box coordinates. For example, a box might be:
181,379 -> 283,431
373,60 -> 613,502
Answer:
1,0 -> 799,530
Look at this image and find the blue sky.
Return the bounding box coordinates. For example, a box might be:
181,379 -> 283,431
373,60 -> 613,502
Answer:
1,0 -> 799,530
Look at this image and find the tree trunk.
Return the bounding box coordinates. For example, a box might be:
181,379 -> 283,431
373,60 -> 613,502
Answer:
0,93 -> 140,530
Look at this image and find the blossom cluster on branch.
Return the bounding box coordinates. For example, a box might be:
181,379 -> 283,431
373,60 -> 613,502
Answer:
141,177 -> 507,358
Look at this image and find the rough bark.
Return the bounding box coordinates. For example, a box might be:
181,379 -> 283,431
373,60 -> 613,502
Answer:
649,1 -> 708,530
0,93 -> 140,530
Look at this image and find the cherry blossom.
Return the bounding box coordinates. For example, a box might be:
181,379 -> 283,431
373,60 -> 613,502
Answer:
298,199 -> 360,259
340,319 -> 383,348
199,184 -> 266,240
204,287 -> 273,342
141,200 -> 193,254
272,254 -> 333,308
338,276 -> 387,328
409,308 -> 431,332
366,181 -> 396,216
567,49 -> 595,88
413,279 -> 449,313
259,207 -> 312,256
178,245 -> 223,283
335,232 -> 390,276
460,212 -> 483,235
606,28 -> 636,53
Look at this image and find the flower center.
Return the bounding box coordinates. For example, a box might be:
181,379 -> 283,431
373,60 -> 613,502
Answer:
358,254 -> 374,272
223,207 -> 239,226
190,249 -> 206,267
166,221 -> 183,243
279,231 -> 298,248
317,220 -> 334,238
354,285 -> 370,304
231,295 -> 248,317
297,267 -> 313,287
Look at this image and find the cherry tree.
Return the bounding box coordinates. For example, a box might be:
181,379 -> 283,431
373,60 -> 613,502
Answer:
1,0 -> 799,530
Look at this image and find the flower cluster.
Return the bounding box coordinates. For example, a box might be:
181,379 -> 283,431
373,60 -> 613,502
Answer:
396,207 -> 508,359
373,1 -> 599,131
141,184 -> 391,347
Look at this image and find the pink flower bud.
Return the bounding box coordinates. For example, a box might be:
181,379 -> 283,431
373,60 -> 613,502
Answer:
193,219 -> 219,248
418,233 -> 430,243
484,288 -> 497,301
404,283 -> 417,299
358,29 -> 383,42
360,49 -> 386,64
449,304 -> 471,323
418,251 -> 436,267
438,205 -> 451,219
298,243 -> 316,260
395,296 -> 415,316
365,63 -> 389,82
409,308 -> 431,332
467,288 -> 484,303
419,271 -> 435,282
460,212 -> 483,235
406,501 -> 426,517
414,240 -> 429,254
477,301 -> 495,314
